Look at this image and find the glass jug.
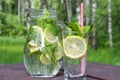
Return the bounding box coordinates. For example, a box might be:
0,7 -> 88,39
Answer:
24,9 -> 63,77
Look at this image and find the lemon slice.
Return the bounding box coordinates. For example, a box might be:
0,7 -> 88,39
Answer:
44,28 -> 58,43
32,26 -> 41,30
40,54 -> 51,65
63,36 -> 87,59
28,40 -> 38,47
29,46 -> 40,53
54,44 -> 63,60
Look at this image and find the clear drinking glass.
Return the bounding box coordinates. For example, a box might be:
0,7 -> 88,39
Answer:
63,30 -> 87,80
24,9 -> 63,77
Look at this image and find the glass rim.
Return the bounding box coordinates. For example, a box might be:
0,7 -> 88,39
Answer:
29,8 -> 57,17
64,30 -> 81,33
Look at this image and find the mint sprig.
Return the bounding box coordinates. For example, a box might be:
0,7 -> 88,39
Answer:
37,9 -> 60,36
42,43 -> 59,65
36,9 -> 61,65
66,22 -> 90,37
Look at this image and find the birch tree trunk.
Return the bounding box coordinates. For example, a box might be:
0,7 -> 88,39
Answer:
84,0 -> 90,40
0,0 -> 2,11
84,0 -> 90,26
65,0 -> 72,22
0,0 -> 2,33
41,0 -> 48,9
76,0 -> 80,24
18,0 -> 21,26
63,0 -> 67,12
21,0 -> 26,26
108,0 -> 113,48
25,0 -> 30,31
8,4 -> 11,14
92,0 -> 97,50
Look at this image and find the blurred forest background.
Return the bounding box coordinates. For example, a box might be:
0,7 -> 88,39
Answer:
0,0 -> 120,66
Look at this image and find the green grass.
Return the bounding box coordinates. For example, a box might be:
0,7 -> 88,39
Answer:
88,47 -> 120,66
0,36 -> 26,64
0,36 -> 120,66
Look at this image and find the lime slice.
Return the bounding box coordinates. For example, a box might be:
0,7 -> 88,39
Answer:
63,36 -> 87,59
29,46 -> 40,53
40,54 -> 51,65
44,28 -> 58,43
54,44 -> 63,60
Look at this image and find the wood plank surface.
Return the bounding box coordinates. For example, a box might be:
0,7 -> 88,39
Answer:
0,62 -> 120,80
0,63 -> 93,80
87,62 -> 120,80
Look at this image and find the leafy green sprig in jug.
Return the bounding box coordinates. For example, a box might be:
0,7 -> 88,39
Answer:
36,9 -> 62,65
37,9 -> 60,36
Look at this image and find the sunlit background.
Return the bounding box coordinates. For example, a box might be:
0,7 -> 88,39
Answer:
0,0 -> 120,66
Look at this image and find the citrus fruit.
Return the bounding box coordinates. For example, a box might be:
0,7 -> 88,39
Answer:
40,54 -> 51,65
44,28 -> 58,43
28,40 -> 38,47
29,46 -> 40,53
32,26 -> 41,30
54,44 -> 63,60
63,36 -> 87,59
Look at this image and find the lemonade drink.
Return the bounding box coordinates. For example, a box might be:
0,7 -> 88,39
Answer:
24,9 -> 63,77
63,22 -> 90,80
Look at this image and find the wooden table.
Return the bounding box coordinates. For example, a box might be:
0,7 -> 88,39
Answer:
0,62 -> 120,80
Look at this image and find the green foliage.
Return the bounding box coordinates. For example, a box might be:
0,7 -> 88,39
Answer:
0,12 -> 27,36
111,0 -> 120,48
87,0 -> 120,48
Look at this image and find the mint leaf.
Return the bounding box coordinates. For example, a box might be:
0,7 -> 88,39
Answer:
66,22 -> 91,37
41,43 -> 59,65
45,22 -> 60,36
83,26 -> 90,36
44,9 -> 51,18
66,27 -> 72,36
67,22 -> 81,36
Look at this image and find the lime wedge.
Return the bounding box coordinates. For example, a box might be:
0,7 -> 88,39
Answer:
40,54 -> 51,65
44,28 -> 58,43
63,36 -> 87,59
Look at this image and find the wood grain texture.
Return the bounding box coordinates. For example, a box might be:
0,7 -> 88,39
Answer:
87,62 -> 120,80
0,62 -> 120,80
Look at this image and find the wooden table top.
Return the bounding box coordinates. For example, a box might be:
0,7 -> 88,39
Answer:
0,62 -> 120,80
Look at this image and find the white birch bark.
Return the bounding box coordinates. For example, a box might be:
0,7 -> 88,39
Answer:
65,0 -> 72,22
108,0 -> 113,48
84,0 -> 90,40
18,0 -> 21,26
8,4 -> 11,14
41,0 -> 48,9
21,0 -> 25,26
92,0 -> 97,49
0,0 -> 2,34
25,0 -> 30,31
76,0 -> 80,24
0,0 -> 2,11
84,0 -> 90,26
